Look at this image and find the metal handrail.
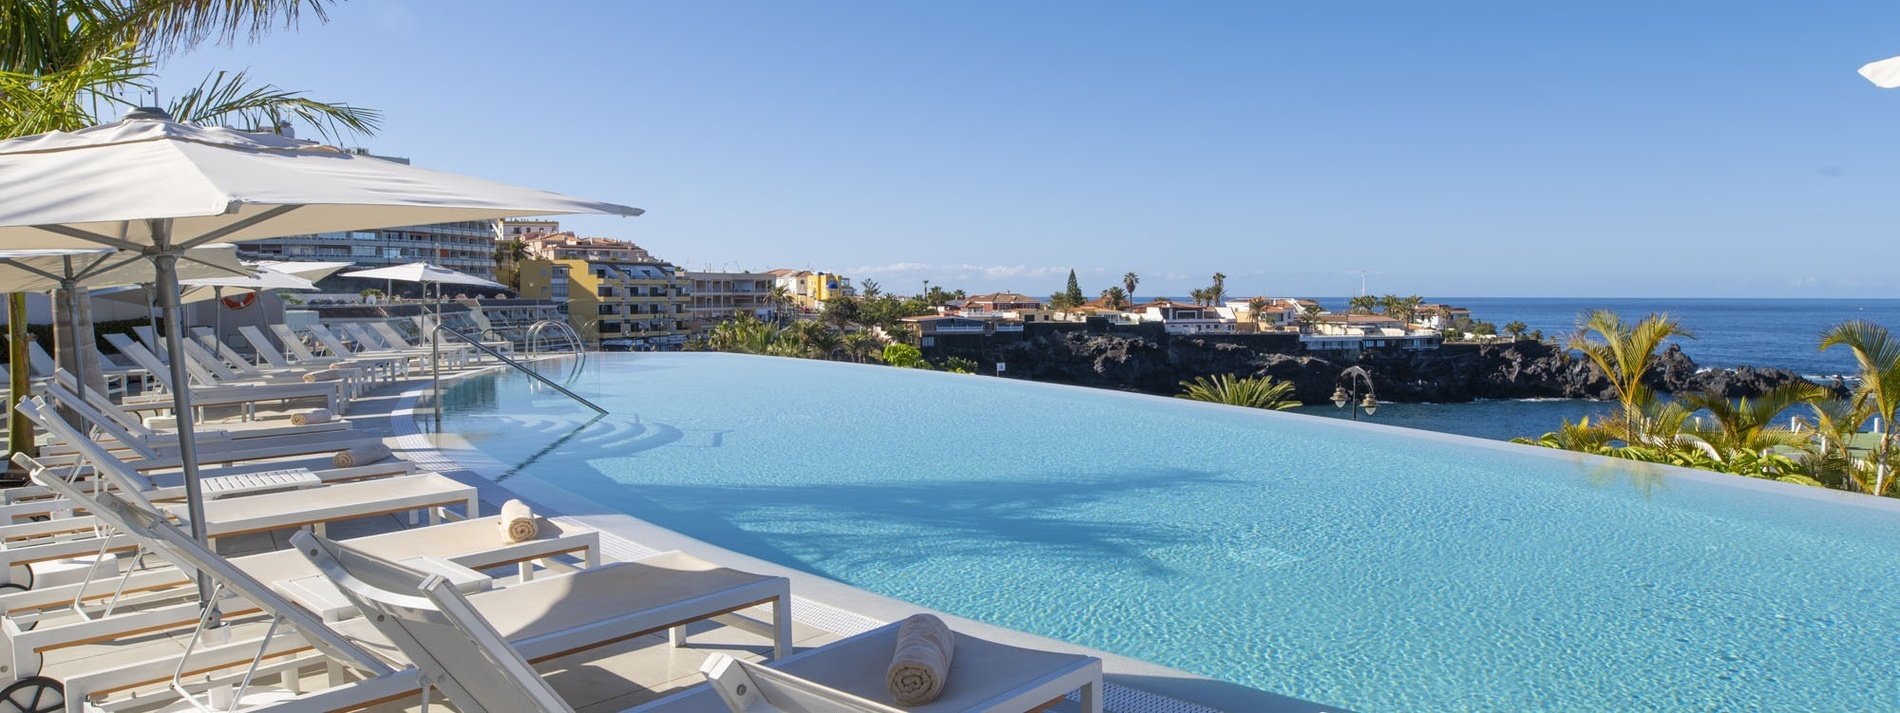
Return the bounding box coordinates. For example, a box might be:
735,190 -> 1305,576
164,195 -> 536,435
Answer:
432,325 -> 607,427
526,320 -> 584,358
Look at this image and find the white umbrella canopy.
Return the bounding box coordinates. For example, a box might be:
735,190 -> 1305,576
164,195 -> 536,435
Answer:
0,245 -> 247,292
254,260 -> 354,284
340,261 -> 506,290
0,113 -> 643,249
1861,55 -> 1900,89
0,109 -> 642,566
0,246 -> 251,401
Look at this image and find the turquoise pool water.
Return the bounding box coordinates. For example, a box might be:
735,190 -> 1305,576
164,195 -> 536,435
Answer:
436,353 -> 1900,711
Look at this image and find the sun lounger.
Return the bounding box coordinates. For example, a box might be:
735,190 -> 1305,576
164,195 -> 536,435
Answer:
294,532 -> 1096,713
38,504 -> 789,711
104,334 -> 344,416
1,399 -> 476,582
241,325 -> 395,384
25,341 -> 138,399
266,323 -> 408,379
192,327 -> 366,394
35,370 -> 353,453
293,324 -> 417,376
335,322 -> 467,368
0,459 -> 597,690
165,332 -> 361,400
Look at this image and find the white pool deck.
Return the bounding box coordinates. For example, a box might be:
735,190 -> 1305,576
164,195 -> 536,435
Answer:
38,358 -> 1333,712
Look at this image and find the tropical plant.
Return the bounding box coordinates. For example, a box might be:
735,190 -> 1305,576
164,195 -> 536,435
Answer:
820,294 -> 861,328
1187,288 -> 1208,306
3,0 -> 376,463
1099,286 -> 1127,310
764,284 -> 792,319
704,312 -> 779,354
804,325 -> 844,361
1122,272 -> 1139,304
843,330 -> 884,363
1177,374 -> 1300,410
1207,272 -> 1227,306
491,238 -> 528,289
1568,310 -> 1692,441
1348,294 -> 1379,314
1298,302 -> 1322,329
859,279 -> 881,299
1503,320 -> 1528,340
881,342 -> 929,369
1820,320 -> 1900,495
942,356 -> 978,374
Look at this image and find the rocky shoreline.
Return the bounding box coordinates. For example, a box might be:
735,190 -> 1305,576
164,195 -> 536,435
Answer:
958,333 -> 1833,405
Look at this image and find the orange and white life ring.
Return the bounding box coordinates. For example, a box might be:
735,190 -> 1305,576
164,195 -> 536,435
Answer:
221,292 -> 258,310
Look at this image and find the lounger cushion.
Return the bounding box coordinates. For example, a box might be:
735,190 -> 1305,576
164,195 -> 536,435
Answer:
333,552 -> 778,666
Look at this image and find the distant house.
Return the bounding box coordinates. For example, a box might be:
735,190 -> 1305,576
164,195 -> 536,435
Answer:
1415,304 -> 1473,330
1225,297 -> 1302,331
1303,313 -> 1439,352
959,292 -> 1044,315
1133,300 -> 1237,335
901,314 -> 1023,347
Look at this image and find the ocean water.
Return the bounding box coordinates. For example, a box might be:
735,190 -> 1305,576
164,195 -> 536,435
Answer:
438,353 -> 1900,712
1285,297 -> 1900,441
1317,297 -> 1900,379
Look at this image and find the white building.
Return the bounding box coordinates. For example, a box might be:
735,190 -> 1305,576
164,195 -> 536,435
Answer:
1134,301 -> 1238,335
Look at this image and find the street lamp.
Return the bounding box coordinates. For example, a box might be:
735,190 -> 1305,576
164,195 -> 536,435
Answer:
1331,365 -> 1378,420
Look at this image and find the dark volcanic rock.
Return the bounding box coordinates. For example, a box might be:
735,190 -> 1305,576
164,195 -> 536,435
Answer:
976,332 -> 1819,405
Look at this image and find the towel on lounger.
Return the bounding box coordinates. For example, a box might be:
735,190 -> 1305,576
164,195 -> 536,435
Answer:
887,613 -> 956,705
499,499 -> 538,542
327,361 -> 345,370
290,408 -> 333,426
333,443 -> 390,468
303,370 -> 345,382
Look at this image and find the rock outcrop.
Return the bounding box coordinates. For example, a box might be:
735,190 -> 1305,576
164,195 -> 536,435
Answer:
977,333 -> 1821,404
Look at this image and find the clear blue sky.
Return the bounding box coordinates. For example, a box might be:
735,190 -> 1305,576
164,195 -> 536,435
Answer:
157,1 -> 1900,299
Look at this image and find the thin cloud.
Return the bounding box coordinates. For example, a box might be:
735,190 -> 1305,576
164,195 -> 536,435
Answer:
851,262 -> 1084,282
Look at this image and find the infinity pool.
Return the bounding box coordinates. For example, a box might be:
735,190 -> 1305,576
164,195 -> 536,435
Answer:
436,352 -> 1900,711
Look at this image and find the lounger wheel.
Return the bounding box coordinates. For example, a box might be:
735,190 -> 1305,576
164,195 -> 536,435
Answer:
3,566 -> 31,592
0,676 -> 62,713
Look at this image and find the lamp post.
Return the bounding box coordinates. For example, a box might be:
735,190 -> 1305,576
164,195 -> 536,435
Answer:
1331,365 -> 1378,420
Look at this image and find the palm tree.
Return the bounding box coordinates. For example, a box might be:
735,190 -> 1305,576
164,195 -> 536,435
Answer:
1298,302 -> 1322,330
1569,310 -> 1693,442
1208,272 -> 1227,306
1348,294 -> 1379,314
1678,383 -> 1825,468
805,326 -> 844,361
1123,272 -> 1139,304
1178,374 -> 1300,410
764,284 -> 792,320
1503,320 -> 1529,340
4,0 -> 375,463
1099,286 -> 1127,310
1820,320 -> 1900,495
1188,287 -> 1208,306
843,330 -> 884,363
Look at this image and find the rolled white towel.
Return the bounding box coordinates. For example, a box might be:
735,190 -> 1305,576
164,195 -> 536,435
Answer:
333,442 -> 391,468
887,613 -> 956,706
303,370 -> 345,383
290,408 -> 334,426
327,361 -> 345,370
499,499 -> 537,542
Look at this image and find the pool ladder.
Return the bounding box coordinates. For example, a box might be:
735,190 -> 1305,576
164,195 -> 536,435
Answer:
431,325 -> 608,427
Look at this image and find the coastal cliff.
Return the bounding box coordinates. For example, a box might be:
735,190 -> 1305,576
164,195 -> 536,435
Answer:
970,333 -> 1819,404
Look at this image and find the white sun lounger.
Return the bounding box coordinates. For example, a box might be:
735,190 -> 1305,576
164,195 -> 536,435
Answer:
24,341 -> 139,399
105,335 -> 344,416
0,459 -> 598,690
241,325 -> 395,384
33,371 -> 353,455
295,324 -> 418,376
294,532 -> 1099,713
163,333 -> 361,401
1,399 -> 477,583
190,327 -> 367,396
43,513 -> 791,711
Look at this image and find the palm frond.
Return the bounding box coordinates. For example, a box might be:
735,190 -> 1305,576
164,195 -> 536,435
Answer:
1178,374 -> 1301,411
104,0 -> 330,57
165,69 -> 380,142
0,42 -> 149,138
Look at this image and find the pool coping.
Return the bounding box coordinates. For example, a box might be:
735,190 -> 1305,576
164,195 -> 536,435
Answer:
385,358 -> 1324,713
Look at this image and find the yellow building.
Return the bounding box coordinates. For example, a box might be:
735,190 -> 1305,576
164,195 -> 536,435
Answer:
515,250 -> 691,349
766,269 -> 855,311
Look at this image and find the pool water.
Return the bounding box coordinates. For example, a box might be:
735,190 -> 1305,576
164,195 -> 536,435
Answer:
436,353 -> 1900,712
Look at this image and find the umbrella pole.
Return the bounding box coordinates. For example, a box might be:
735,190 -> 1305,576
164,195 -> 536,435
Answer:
212,287 -> 223,354
149,231 -> 217,611
59,278 -> 89,409
432,279 -> 441,429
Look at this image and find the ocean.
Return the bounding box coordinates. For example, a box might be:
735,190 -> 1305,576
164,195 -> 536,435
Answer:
1285,297 -> 1900,441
